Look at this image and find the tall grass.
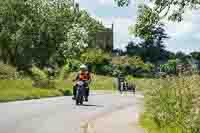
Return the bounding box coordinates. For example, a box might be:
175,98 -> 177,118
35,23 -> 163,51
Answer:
0,80 -> 64,102
139,75 -> 200,133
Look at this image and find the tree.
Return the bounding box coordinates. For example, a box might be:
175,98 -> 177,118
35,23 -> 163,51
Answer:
76,10 -> 107,48
114,0 -> 130,7
175,51 -> 191,64
0,0 -> 105,70
128,5 -> 169,63
126,41 -> 143,57
59,23 -> 89,60
115,0 -> 200,22
190,52 -> 200,60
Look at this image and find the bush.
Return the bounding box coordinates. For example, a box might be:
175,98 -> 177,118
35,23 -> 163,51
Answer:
58,89 -> 72,96
0,63 -> 17,79
58,65 -> 70,80
67,59 -> 82,72
30,66 -> 57,89
31,66 -> 48,81
160,59 -> 178,75
112,66 -> 122,77
94,64 -> 114,75
32,80 -> 56,89
81,49 -> 111,65
111,56 -> 155,77
140,75 -> 200,133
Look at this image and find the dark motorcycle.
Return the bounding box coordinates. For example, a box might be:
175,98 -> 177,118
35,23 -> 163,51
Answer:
75,81 -> 85,105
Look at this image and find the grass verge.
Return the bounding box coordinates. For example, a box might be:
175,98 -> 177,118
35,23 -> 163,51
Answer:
0,73 -> 116,102
137,75 -> 200,133
0,80 -> 71,103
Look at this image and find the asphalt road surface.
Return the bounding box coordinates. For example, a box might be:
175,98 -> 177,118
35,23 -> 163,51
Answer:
0,92 -> 143,133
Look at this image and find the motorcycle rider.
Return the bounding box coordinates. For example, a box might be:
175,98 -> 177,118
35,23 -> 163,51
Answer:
72,64 -> 91,101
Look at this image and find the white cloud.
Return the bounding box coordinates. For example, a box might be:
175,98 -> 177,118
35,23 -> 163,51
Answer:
166,21 -> 193,37
165,10 -> 193,37
77,0 -> 200,53
98,0 -> 114,5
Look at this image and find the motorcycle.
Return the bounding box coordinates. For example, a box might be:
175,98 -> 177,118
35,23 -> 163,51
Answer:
75,81 -> 85,105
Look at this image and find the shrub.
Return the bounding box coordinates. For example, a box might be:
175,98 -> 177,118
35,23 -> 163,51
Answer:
81,49 -> 111,65
94,64 -> 114,75
30,66 -> 57,89
0,63 -> 17,79
140,75 -> 200,133
67,59 -> 82,72
31,66 -> 48,80
32,80 -> 56,89
58,89 -> 72,96
160,59 -> 178,75
112,66 -> 122,77
58,64 -> 70,80
111,56 -> 155,77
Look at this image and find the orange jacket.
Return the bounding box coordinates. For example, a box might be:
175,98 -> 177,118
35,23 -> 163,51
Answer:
76,71 -> 91,81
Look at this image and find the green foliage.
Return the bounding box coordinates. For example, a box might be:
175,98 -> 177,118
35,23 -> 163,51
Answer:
0,63 -> 17,79
190,52 -> 200,60
30,66 -> 59,89
128,5 -> 169,63
59,23 -> 89,59
0,0 -> 106,69
139,75 -> 200,133
90,74 -> 115,90
81,49 -> 111,65
67,58 -> 82,72
54,80 -> 72,96
115,0 -> 200,22
0,80 -> 63,102
114,0 -> 130,7
31,66 -> 47,81
94,64 -> 114,76
75,10 -> 107,48
131,5 -> 161,40
112,56 -> 143,66
58,65 -> 70,80
160,59 -> 178,74
111,56 -> 155,77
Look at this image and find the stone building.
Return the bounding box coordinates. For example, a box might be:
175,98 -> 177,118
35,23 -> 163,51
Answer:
93,24 -> 114,51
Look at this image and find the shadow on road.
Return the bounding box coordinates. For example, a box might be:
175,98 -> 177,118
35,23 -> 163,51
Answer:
81,104 -> 104,107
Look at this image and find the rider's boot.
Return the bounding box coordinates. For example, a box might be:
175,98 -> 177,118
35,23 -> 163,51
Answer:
85,96 -> 88,102
72,97 -> 76,100
72,85 -> 77,100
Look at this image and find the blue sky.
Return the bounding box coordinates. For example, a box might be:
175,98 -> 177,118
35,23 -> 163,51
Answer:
76,0 -> 200,54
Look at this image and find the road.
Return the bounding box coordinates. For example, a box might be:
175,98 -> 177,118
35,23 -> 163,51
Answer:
0,92 -> 143,133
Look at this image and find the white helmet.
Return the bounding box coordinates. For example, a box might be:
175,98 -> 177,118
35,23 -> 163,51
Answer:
80,64 -> 87,69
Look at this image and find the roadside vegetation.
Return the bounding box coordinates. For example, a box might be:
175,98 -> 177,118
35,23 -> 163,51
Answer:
1,1 -> 200,133
138,75 -> 200,133
0,62 -> 117,102
0,80 -> 63,102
